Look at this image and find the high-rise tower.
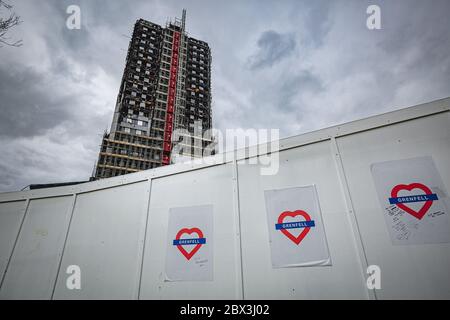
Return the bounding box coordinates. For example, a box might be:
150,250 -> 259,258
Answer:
94,10 -> 213,179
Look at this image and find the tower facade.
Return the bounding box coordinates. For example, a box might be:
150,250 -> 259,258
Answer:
94,11 -> 213,179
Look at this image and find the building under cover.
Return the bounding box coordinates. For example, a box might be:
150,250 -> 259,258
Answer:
94,10 -> 214,179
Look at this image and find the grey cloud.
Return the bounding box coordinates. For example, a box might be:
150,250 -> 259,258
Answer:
248,30 -> 296,70
1,0 -> 450,192
0,65 -> 72,138
293,0 -> 332,48
277,71 -> 323,115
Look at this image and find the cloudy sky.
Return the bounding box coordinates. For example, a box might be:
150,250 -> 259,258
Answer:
0,0 -> 449,192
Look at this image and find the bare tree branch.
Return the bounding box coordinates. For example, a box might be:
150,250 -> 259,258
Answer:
0,0 -> 22,47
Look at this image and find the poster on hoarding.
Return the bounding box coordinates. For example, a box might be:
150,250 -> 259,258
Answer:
371,156 -> 450,245
165,205 -> 214,281
264,185 -> 331,268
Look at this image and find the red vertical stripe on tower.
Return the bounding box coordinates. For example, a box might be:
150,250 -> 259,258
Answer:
162,31 -> 181,165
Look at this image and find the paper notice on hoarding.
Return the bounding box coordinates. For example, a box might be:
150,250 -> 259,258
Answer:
264,185 -> 331,268
165,205 -> 214,281
371,156 -> 450,245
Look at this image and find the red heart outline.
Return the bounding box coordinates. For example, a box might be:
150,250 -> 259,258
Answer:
175,227 -> 204,260
277,210 -> 312,245
391,183 -> 433,220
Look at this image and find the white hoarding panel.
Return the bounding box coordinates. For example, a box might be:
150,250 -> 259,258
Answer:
0,201 -> 26,284
337,112 -> 450,299
53,182 -> 148,299
371,156 -> 450,245
0,99 -> 448,300
165,205 -> 214,281
140,164 -> 239,299
264,186 -> 331,268
0,196 -> 73,299
238,142 -> 369,299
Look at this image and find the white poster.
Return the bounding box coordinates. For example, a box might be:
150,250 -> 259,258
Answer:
264,185 -> 331,268
165,205 -> 214,281
371,156 -> 450,245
